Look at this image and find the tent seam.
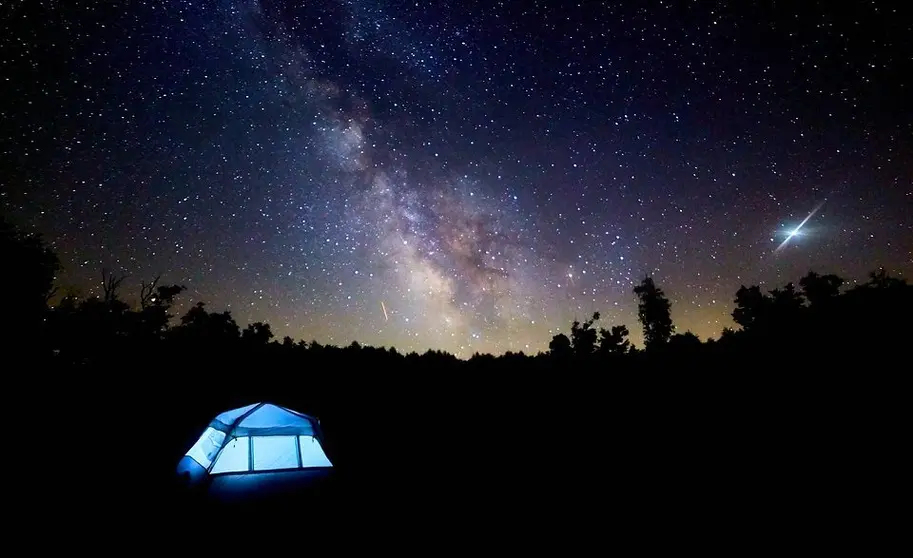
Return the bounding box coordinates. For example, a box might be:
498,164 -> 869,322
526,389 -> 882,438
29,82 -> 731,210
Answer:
207,402 -> 264,473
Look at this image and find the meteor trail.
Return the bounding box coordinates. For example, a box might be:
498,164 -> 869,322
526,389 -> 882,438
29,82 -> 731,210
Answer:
381,300 -> 389,321
775,200 -> 826,253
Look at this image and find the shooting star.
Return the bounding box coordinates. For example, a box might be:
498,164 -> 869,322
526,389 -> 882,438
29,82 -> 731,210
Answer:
774,200 -> 826,253
381,300 -> 389,321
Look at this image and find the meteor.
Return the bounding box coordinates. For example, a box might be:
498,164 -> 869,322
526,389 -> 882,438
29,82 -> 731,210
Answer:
774,200 -> 826,253
381,300 -> 389,321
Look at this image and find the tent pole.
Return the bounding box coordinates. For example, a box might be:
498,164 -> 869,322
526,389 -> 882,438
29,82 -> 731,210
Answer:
208,403 -> 264,474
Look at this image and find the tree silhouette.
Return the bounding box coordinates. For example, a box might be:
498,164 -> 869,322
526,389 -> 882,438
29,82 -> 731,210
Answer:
570,312 -> 600,356
242,322 -> 274,345
139,275 -> 161,309
172,302 -> 241,344
732,285 -> 770,331
769,282 -> 804,319
101,269 -> 127,303
799,271 -> 843,307
667,331 -> 702,353
633,276 -> 674,351
154,284 -> 186,306
548,333 -> 572,359
136,279 -> 186,338
1,216 -> 60,338
865,268 -> 906,290
598,324 -> 631,355
733,281 -> 804,334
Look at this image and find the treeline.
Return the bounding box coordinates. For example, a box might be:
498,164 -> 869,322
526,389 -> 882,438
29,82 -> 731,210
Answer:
540,268 -> 913,368
4,215 -> 912,371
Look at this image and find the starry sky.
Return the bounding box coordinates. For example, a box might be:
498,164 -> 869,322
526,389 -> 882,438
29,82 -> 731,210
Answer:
2,1 -> 911,356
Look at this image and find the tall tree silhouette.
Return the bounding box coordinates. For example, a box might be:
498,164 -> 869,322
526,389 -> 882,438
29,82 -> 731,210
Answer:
633,276 -> 674,351
732,285 -> 770,331
136,277 -> 186,339
1,216 -> 60,335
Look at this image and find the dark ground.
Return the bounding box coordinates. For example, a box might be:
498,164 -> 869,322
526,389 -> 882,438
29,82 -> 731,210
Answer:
10,366 -> 900,551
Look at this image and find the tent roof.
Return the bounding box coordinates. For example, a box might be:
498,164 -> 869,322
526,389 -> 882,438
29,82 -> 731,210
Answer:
209,403 -> 318,437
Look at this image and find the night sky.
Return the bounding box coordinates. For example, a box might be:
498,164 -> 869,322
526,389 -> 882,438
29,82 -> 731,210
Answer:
2,1 -> 911,356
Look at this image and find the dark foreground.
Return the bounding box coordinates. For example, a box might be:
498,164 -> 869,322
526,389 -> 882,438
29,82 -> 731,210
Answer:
10,366 -> 900,551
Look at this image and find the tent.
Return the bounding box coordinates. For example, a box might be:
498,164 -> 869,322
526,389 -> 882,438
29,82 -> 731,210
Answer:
177,402 -> 333,494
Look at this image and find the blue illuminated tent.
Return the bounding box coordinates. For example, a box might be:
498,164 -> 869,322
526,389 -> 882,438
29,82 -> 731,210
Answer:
177,403 -> 333,493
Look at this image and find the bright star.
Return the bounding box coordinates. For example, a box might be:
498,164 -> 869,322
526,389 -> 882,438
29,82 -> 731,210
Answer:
774,200 -> 826,253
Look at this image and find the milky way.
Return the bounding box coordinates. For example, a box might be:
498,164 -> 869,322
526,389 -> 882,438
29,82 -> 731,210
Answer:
2,1 -> 910,356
